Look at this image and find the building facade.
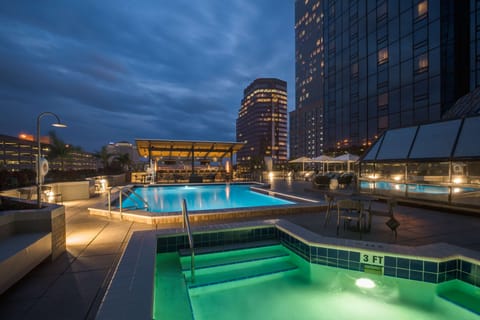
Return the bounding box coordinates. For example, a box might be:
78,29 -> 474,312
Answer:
236,78 -> 288,170
291,0 -> 475,158
0,134 -> 97,172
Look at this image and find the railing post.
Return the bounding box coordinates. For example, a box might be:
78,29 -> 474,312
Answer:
108,188 -> 111,214
182,199 -> 195,282
119,191 -> 123,221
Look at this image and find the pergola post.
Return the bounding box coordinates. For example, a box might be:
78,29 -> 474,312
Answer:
191,145 -> 195,175
230,151 -> 234,180
148,142 -> 152,162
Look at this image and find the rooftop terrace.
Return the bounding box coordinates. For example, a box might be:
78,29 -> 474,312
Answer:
0,180 -> 479,319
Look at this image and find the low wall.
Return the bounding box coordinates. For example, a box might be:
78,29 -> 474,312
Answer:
106,174 -> 126,187
0,197 -> 66,294
1,174 -> 126,202
0,198 -> 66,260
52,181 -> 90,201
1,181 -> 90,201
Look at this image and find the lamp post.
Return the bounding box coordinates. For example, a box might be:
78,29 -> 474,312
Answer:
36,112 -> 67,208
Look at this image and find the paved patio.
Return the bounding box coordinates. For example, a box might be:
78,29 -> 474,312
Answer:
0,180 -> 479,319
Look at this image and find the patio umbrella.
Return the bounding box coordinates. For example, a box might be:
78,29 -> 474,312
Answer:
311,155 -> 334,172
289,156 -> 312,171
333,153 -> 359,172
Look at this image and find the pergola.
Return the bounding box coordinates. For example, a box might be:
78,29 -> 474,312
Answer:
135,139 -> 245,174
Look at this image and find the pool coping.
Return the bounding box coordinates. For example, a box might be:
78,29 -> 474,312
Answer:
95,219 -> 480,319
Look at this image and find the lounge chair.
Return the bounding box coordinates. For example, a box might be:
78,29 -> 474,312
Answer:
312,175 -> 330,189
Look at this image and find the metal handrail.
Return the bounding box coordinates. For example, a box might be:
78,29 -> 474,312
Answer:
124,188 -> 149,210
182,199 -> 195,282
107,186 -> 149,219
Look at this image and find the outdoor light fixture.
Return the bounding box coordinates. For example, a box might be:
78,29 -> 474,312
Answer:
393,175 -> 402,181
355,278 -> 376,289
36,112 -> 67,208
452,177 -> 464,184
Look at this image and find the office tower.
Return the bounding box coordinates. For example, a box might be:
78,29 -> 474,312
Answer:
236,78 -> 288,171
291,0 -> 473,157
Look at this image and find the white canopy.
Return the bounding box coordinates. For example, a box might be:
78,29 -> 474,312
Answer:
289,156 -> 312,163
333,153 -> 359,162
311,155 -> 334,162
289,156 -> 311,171
333,153 -> 359,172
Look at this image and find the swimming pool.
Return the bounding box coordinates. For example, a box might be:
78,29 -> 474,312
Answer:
154,244 -> 479,320
120,184 -> 295,213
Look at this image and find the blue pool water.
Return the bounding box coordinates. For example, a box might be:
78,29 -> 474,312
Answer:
360,181 -> 476,194
121,184 -> 294,213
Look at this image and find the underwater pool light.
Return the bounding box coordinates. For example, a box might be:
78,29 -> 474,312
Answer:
356,278 -> 376,289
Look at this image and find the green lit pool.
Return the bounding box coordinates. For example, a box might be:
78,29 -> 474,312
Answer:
154,245 -> 479,320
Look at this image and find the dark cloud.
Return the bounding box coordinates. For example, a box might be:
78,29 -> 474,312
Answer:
0,0 -> 294,152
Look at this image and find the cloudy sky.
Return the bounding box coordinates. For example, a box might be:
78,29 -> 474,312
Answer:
0,0 -> 295,152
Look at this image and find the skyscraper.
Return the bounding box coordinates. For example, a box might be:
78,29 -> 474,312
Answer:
236,78 -> 288,171
291,0 -> 475,158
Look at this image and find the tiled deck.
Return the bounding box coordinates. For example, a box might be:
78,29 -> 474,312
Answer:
0,180 -> 479,319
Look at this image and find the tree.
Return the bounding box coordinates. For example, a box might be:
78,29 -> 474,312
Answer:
48,131 -> 73,171
95,146 -> 115,171
112,153 -> 132,172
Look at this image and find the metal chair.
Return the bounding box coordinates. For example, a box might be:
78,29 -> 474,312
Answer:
336,199 -> 365,238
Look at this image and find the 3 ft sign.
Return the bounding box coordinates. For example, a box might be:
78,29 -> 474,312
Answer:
360,252 -> 385,266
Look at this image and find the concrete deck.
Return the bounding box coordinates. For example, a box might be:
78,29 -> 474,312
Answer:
0,180 -> 479,319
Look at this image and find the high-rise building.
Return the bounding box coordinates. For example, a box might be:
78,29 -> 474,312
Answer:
291,0 -> 475,157
236,78 -> 288,171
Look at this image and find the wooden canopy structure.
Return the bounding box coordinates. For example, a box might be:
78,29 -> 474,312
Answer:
135,139 -> 245,175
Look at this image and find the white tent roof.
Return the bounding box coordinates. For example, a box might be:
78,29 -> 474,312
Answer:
311,155 -> 334,162
333,153 -> 360,162
289,156 -> 312,163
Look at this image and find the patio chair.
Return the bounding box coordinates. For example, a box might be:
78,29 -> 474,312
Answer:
323,193 -> 336,227
336,199 -> 365,238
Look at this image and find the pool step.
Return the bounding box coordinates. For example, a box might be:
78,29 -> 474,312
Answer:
179,243 -> 287,272
180,244 -> 298,294
178,239 -> 280,257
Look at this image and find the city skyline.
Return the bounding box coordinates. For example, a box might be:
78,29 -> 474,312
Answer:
0,0 -> 295,152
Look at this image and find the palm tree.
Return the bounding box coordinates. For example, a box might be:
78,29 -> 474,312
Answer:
114,153 -> 132,172
48,131 -> 72,171
95,146 -> 115,171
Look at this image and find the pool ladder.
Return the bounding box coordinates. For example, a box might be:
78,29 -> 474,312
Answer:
182,199 -> 195,282
107,186 -> 149,218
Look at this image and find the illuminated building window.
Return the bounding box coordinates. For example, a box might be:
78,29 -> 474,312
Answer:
415,53 -> 428,72
378,47 -> 388,64
416,0 -> 428,19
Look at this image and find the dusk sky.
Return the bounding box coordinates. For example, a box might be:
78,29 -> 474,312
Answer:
0,1 -> 295,152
